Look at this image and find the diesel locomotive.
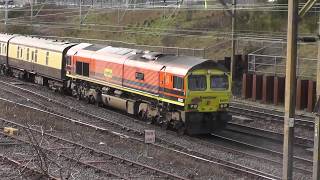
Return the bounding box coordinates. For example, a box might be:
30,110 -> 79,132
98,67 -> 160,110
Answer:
0,33 -> 232,134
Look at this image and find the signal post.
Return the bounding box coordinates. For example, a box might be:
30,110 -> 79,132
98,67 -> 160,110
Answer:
313,12 -> 320,180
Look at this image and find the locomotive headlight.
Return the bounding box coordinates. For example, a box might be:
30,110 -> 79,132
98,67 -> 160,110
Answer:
188,104 -> 198,109
220,104 -> 229,108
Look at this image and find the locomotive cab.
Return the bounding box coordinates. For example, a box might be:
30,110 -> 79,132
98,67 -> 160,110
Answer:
184,67 -> 232,134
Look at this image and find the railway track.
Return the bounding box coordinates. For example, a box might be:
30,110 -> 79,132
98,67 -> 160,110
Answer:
210,128 -> 313,171
229,101 -> 314,129
0,128 -> 131,179
0,151 -> 58,180
227,121 -> 313,148
0,117 -> 183,180
0,78 -> 280,179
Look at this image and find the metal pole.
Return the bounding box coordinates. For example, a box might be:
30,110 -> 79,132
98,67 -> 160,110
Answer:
31,0 -> 33,22
79,0 -> 82,25
30,0 -> 33,32
313,12 -> 320,180
230,0 -> 236,79
117,2 -> 120,24
283,0 -> 298,179
5,0 -> 8,33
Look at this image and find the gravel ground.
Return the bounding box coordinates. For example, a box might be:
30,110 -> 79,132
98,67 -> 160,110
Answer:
0,75 -> 311,179
0,134 -> 111,180
0,98 -> 242,179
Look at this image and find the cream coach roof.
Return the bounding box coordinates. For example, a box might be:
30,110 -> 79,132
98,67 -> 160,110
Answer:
9,36 -> 76,52
0,33 -> 17,43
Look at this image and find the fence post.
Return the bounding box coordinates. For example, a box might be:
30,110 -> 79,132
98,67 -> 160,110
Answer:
297,57 -> 299,77
253,55 -> 256,73
274,56 -> 277,76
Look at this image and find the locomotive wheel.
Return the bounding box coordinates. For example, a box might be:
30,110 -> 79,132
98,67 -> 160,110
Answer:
161,121 -> 168,130
85,96 -> 90,104
150,116 -> 157,124
76,94 -> 81,100
90,96 -> 95,104
138,111 -> 147,121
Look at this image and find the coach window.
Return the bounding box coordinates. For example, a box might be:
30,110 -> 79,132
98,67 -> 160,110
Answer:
17,46 -> 19,58
26,48 -> 29,61
173,76 -> 183,90
135,72 -> 144,80
46,52 -> 49,65
4,45 -> 6,54
20,48 -> 23,58
31,51 -> 34,61
0,44 -> 2,55
34,50 -> 38,63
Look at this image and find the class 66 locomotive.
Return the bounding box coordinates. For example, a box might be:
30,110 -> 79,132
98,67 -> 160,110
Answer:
0,34 -> 232,135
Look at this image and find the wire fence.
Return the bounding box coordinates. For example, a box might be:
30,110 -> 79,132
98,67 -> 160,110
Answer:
30,34 -> 207,57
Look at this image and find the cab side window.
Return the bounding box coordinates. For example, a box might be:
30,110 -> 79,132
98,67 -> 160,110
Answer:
173,76 -> 183,90
76,61 -> 89,77
135,72 -> 144,80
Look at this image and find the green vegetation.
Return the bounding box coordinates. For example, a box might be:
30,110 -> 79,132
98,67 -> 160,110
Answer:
2,4 -> 319,75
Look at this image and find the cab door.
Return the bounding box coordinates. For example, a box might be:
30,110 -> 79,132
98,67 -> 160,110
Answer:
159,66 -> 166,98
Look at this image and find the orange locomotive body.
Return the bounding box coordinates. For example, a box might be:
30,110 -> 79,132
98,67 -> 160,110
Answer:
65,43 -> 231,134
67,44 -> 186,106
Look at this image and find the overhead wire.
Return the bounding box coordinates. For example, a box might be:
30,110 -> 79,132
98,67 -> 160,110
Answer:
1,1 -> 318,45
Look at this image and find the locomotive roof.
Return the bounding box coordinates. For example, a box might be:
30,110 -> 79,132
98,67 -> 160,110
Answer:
128,53 -> 225,76
69,43 -> 227,76
67,43 -> 92,56
9,35 -> 76,52
0,33 -> 17,43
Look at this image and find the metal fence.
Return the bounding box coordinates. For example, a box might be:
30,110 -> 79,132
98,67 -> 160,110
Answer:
248,44 -> 318,79
49,0 -> 187,8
